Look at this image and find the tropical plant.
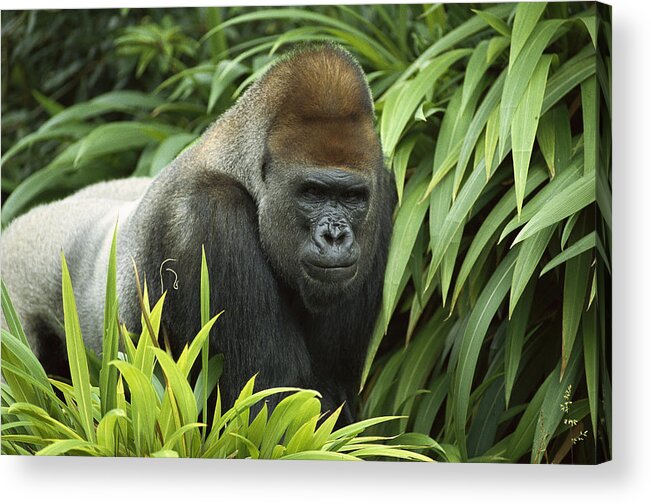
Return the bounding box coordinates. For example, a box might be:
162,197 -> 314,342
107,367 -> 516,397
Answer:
1,2 -> 612,463
1,235 -> 438,460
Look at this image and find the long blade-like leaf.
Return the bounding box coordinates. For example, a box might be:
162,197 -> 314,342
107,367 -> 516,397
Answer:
61,254 -> 96,443
453,249 -> 517,460
511,55 -> 553,214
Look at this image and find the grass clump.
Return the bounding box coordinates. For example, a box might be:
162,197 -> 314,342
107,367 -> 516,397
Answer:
1,235 -> 439,461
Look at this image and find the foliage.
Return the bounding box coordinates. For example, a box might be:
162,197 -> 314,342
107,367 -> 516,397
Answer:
1,3 -> 611,463
1,236 -> 436,461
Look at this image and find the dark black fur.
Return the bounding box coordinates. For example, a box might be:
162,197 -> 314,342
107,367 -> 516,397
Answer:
121,162 -> 395,422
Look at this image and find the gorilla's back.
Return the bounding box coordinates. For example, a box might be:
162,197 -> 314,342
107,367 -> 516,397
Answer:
1,177 -> 152,356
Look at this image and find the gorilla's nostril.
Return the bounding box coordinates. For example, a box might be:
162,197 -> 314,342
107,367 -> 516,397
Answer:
314,221 -> 354,253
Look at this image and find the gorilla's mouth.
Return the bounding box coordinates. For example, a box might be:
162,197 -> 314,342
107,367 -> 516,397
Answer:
302,260 -> 358,283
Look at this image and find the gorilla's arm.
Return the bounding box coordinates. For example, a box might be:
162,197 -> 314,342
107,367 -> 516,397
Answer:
118,165 -> 314,408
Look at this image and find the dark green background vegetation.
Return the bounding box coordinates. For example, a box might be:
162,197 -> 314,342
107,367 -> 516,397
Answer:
1,3 -> 611,463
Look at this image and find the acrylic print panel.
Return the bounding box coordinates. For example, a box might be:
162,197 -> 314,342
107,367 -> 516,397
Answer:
0,2 -> 611,464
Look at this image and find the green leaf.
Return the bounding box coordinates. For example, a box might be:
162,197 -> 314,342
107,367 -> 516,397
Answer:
153,348 -> 198,426
329,416 -> 404,442
454,70 -> 507,195
204,7 -> 228,58
453,248 -> 518,460
1,123 -> 91,165
96,408 -> 127,453
61,254 -> 96,443
536,113 -> 555,180
7,402 -> 82,441
509,2 -> 548,70
259,391 -> 320,458
561,212 -> 580,250
412,374 -> 450,435
579,15 -> 598,48
396,4 -> 514,85
311,405 -> 343,450
461,40 -> 490,112
381,49 -> 471,157
280,451 -> 360,461
582,305 -> 599,438
484,105 -> 500,178
506,371 -> 551,460
393,312 -> 447,413
1,143 -> 80,226
499,19 -> 564,158
467,376 -> 505,457
450,163 -> 547,311
285,415 -> 319,455
561,251 -> 592,377
505,282 -> 536,408
36,439 -> 104,457
200,245 -> 211,439
1,281 -> 28,347
500,157 -> 581,242
162,423 -> 204,453
511,170 -> 595,245
110,360 -> 160,454
487,36 -> 511,64
32,89 -> 65,116
542,45 -> 595,112
347,446 -> 432,462
472,9 -> 511,37
511,54 -> 553,214
414,102 -> 444,122
427,160 -> 493,289
382,168 -> 430,327
1,330 -> 59,419
208,60 -> 248,113
204,8 -> 399,70
149,133 -> 196,176
100,225 -> 119,416
581,75 -> 598,174
74,122 -> 181,168
193,354 -> 223,414
150,449 -> 179,458
392,135 -> 418,205
427,171 -> 453,284
40,91 -> 163,131
435,69 -> 496,200
531,350 -> 582,463
540,231 -> 596,276
509,225 -> 555,316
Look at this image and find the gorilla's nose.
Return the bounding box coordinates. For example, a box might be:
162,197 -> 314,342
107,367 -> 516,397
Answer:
315,222 -> 353,254
314,222 -> 356,267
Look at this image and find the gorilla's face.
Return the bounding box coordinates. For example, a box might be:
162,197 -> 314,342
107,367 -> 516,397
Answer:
295,168 -> 369,282
259,164 -> 377,311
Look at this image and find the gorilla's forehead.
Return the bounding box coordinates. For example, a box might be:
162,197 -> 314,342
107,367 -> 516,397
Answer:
292,166 -> 369,186
262,45 -> 382,172
268,114 -> 381,172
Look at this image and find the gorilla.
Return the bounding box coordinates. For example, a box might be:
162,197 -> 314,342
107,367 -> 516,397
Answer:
1,44 -> 396,423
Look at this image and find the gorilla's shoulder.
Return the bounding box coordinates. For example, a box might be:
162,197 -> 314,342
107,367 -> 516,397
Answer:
69,177 -> 152,202
182,168 -> 256,211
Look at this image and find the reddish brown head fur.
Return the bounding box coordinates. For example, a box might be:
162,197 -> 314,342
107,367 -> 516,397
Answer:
265,45 -> 382,172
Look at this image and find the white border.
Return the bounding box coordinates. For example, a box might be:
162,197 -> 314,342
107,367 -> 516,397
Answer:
1,1 -> 650,502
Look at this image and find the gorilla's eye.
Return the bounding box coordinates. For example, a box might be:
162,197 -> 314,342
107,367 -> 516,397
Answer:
342,190 -> 367,202
303,186 -> 326,198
